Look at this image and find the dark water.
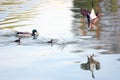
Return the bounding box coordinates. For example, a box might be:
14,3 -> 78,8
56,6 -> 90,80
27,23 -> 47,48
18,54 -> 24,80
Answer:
0,0 -> 120,80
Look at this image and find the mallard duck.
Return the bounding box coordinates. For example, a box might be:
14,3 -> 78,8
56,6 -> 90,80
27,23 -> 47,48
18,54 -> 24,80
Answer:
16,29 -> 39,39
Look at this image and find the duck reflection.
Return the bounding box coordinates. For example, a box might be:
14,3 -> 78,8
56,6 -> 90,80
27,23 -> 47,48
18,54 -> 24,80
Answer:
79,19 -> 101,40
47,39 -> 54,46
95,26 -> 101,40
80,55 -> 100,79
79,18 -> 87,36
79,10 -> 101,39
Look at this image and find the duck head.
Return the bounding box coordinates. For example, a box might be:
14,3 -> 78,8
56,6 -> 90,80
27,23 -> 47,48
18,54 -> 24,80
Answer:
32,29 -> 39,39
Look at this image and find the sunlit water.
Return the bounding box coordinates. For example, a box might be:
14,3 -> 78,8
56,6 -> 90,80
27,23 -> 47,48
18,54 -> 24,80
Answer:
0,0 -> 73,38
0,0 -> 120,80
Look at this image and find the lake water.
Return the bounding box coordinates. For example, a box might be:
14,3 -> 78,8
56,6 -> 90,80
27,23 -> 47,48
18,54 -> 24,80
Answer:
0,0 -> 120,80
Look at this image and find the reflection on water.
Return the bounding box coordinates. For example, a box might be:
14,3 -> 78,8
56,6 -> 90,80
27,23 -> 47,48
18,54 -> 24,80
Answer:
79,17 -> 101,40
0,0 -> 75,46
0,0 -> 39,28
0,0 -> 73,39
72,0 -> 120,54
79,18 -> 87,36
81,55 -> 100,79
0,0 -> 120,80
99,0 -> 120,54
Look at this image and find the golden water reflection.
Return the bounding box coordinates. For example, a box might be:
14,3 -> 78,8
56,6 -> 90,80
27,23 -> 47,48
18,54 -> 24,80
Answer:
0,0 -> 73,39
0,0 -> 38,28
79,16 -> 101,40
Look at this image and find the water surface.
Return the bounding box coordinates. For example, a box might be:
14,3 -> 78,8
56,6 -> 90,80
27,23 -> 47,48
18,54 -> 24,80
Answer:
0,0 -> 120,80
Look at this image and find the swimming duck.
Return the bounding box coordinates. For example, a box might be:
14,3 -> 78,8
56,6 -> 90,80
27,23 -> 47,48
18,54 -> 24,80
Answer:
16,29 -> 39,39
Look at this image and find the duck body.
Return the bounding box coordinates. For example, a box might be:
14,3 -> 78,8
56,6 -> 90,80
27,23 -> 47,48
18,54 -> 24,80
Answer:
16,29 -> 39,39
16,32 -> 31,37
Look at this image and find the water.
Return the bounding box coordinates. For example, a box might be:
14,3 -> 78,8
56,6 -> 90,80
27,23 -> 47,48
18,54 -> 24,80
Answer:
0,0 -> 73,38
0,0 -> 120,80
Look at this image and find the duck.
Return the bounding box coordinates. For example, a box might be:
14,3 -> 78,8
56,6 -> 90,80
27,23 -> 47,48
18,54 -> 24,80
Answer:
16,29 -> 39,39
